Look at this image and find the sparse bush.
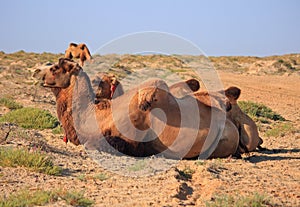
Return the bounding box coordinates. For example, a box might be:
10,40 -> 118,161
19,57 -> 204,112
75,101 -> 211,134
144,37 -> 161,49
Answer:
176,166 -> 195,180
238,101 -> 285,122
0,189 -> 94,207
0,189 -> 58,207
0,97 -> 23,110
0,147 -> 62,175
59,190 -> 94,207
128,160 -> 146,171
0,107 -> 58,129
94,173 -> 109,181
52,125 -> 63,134
206,192 -> 273,207
265,122 -> 295,137
277,59 -> 284,64
77,174 -> 87,181
0,51 -> 62,68
195,160 -> 206,166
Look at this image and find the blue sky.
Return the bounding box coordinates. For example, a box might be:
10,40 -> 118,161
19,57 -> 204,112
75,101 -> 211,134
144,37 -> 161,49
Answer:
1,0 -> 299,56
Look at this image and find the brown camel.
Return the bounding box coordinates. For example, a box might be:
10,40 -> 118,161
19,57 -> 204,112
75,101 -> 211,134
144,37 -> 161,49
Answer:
65,43 -> 92,66
94,74 -> 262,153
168,78 -> 200,98
91,73 -> 124,102
34,58 -> 240,159
169,81 -> 263,153
192,87 -> 263,153
91,73 -> 198,101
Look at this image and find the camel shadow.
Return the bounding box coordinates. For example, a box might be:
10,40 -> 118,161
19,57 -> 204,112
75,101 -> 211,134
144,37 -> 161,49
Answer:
245,148 -> 300,163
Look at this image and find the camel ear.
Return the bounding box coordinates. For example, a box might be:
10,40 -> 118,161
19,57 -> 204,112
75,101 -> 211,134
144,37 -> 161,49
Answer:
225,86 -> 241,100
58,58 -> 66,67
185,78 -> 200,92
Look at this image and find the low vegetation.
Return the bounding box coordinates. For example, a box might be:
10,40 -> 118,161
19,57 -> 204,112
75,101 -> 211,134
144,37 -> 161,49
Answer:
60,190 -> 94,207
128,159 -> 147,171
238,101 -> 297,137
206,192 -> 273,207
0,50 -> 62,68
209,54 -> 300,73
0,189 -> 94,207
0,147 -> 62,175
0,107 -> 58,129
175,166 -> 195,180
265,122 -> 295,137
0,97 -> 23,110
77,173 -> 110,182
238,101 -> 285,122
52,124 -> 64,134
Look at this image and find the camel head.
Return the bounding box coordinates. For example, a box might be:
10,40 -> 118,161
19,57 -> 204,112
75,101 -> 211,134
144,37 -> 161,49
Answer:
65,43 -> 92,66
92,73 -> 124,102
33,58 -> 82,89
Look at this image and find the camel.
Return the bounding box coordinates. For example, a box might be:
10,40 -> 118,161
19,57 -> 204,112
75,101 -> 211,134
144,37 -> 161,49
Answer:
222,88 -> 263,152
34,58 -> 240,159
169,82 -> 263,153
96,75 -> 263,153
93,74 -> 262,153
91,73 -> 199,101
91,73 -> 124,102
191,87 -> 263,153
65,43 -> 92,66
168,78 -> 200,98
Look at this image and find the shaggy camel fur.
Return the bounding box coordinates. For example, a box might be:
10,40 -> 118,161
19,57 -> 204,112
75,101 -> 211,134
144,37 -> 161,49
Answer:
170,81 -> 263,153
92,73 -> 198,101
35,58 -> 240,159
91,73 -> 124,102
65,43 -> 92,66
94,74 -> 262,153
192,88 -> 263,153
168,78 -> 200,98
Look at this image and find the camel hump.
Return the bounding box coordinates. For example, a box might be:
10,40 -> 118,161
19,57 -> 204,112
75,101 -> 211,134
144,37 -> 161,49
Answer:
225,86 -> 241,101
69,42 -> 78,47
78,43 -> 87,50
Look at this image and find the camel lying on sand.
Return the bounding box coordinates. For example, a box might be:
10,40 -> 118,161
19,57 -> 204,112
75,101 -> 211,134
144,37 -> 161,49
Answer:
94,74 -> 263,154
65,43 -> 92,66
91,73 -> 124,102
34,58 -> 240,159
189,87 -> 263,153
91,73 -> 199,101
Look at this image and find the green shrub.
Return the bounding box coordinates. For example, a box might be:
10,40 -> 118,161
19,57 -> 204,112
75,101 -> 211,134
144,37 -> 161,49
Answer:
206,192 -> 273,207
265,122 -> 295,137
0,189 -> 94,207
59,190 -> 94,207
0,190 -> 58,207
128,160 -> 146,171
238,101 -> 285,121
52,125 -> 64,134
0,97 -> 23,110
0,107 -> 58,129
94,173 -> 109,181
0,147 -> 62,175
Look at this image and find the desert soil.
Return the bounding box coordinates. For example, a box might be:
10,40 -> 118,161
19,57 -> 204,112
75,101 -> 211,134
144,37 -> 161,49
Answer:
0,57 -> 299,207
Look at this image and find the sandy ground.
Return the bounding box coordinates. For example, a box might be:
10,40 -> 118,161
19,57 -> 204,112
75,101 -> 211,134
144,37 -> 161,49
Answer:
0,66 -> 299,206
